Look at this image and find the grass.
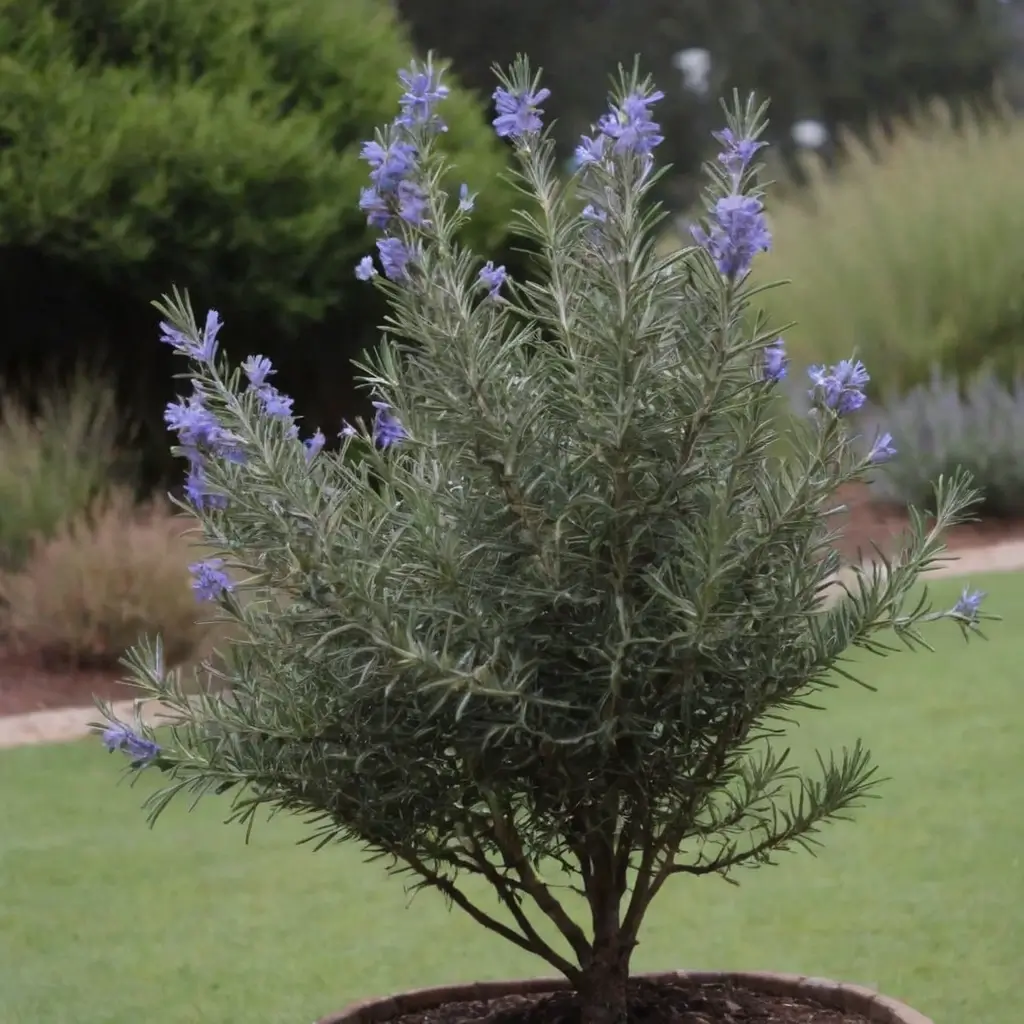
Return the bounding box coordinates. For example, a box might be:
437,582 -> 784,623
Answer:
1,572 -> 1022,1024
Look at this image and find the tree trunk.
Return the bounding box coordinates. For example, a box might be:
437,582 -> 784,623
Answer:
577,936 -> 631,1024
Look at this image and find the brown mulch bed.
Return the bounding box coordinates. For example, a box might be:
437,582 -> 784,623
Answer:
3,483 -> 1024,719
386,981 -> 873,1024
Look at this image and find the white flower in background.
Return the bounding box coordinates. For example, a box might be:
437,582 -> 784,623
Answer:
672,48 -> 712,95
791,118 -> 829,149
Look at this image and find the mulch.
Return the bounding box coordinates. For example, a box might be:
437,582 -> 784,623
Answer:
384,980 -> 872,1024
3,482 -> 1024,719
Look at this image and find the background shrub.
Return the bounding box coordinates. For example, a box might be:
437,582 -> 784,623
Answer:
751,99 -> 1024,397
864,368 -> 1024,517
0,0 -> 517,485
0,489 -> 211,668
0,372 -> 129,572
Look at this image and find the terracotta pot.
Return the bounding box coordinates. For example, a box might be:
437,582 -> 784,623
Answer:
316,971 -> 932,1024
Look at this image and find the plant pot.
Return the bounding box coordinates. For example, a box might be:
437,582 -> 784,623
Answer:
316,971 -> 933,1024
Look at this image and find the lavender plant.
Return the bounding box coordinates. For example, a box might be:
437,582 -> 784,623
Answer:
865,367 -> 1024,517
99,57 -> 991,1024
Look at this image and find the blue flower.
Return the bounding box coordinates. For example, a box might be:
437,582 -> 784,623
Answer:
189,558 -> 233,601
575,134 -> 608,170
256,385 -> 295,420
478,261 -> 507,299
808,359 -> 870,416
597,89 -> 665,156
102,723 -> 161,765
458,183 -> 476,213
355,256 -> 377,281
159,309 -> 222,363
359,186 -> 392,229
691,194 -> 772,280
242,354 -> 274,389
184,460 -> 227,510
492,85 -> 552,139
763,338 -> 787,383
340,420 -> 358,439
952,587 -> 985,620
713,127 -> 767,178
396,180 -> 429,227
396,62 -> 450,131
372,401 -> 406,447
360,139 -> 418,193
582,204 -> 607,223
164,389 -> 225,451
377,237 -> 415,282
868,431 -> 896,463
304,429 -> 326,462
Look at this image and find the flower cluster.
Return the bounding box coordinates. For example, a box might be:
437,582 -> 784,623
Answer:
691,129 -> 771,281
354,60 -> 452,282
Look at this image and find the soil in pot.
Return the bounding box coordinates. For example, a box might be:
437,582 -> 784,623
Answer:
384,979 -> 874,1024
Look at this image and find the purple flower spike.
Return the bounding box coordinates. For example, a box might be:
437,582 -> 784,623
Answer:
377,237 -> 415,282
396,62 -> 450,132
691,194 -> 772,281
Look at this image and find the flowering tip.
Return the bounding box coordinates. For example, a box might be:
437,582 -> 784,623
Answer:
101,723 -> 160,765
478,261 -> 507,299
458,183 -> 476,213
304,429 -> 326,462
242,354 -> 275,389
158,310 -> 222,363
355,255 -> 377,281
396,61 -> 450,132
189,558 -> 234,602
492,85 -> 551,139
807,359 -> 870,416
597,88 -> 665,157
868,431 -> 896,464
372,401 -> 407,448
952,587 -> 985,620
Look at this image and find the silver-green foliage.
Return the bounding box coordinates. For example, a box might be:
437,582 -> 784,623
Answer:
103,59 -> 988,1012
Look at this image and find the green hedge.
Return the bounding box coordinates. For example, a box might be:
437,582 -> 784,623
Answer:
0,0 -> 515,332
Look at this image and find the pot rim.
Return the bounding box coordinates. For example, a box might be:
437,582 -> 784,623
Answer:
317,970 -> 932,1024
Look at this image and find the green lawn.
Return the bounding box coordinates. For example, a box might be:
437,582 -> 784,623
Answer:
1,572 -> 1022,1024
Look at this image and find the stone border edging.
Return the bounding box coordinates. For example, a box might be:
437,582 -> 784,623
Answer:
316,971 -> 932,1024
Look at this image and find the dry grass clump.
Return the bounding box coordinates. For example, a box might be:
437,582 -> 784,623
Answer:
0,489 -> 214,669
0,370 -> 127,571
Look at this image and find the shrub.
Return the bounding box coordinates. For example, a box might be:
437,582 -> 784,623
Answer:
864,367 -> 1024,517
0,371 -> 127,572
0,489 -> 210,667
100,61 -> 990,1024
752,99 -> 1024,396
